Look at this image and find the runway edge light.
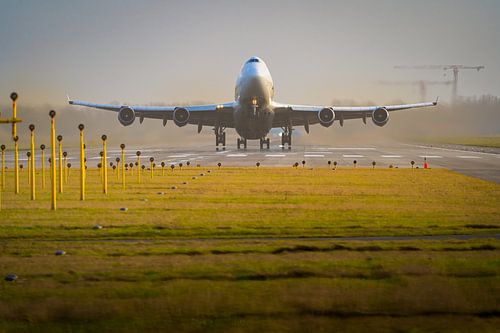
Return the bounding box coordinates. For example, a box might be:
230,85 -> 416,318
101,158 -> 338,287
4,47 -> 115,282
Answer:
101,135 -> 108,194
57,135 -> 63,194
29,124 -> 36,200
40,144 -> 46,189
49,110 -> 57,210
79,124 -> 85,200
120,144 -> 126,190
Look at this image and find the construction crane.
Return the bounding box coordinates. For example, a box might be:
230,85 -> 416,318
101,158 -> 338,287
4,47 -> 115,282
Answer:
394,65 -> 485,101
379,80 -> 452,100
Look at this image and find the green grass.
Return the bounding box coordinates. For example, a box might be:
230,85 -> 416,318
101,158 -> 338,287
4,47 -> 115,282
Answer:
425,136 -> 500,148
1,167 -> 499,239
0,166 -> 499,332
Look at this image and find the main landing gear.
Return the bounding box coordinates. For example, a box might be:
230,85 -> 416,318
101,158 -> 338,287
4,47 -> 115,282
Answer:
260,137 -> 270,150
237,138 -> 247,150
215,126 -> 226,150
281,126 -> 292,149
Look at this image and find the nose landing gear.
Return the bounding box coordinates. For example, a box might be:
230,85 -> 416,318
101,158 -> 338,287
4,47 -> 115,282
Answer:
260,137 -> 270,150
237,138 -> 247,150
214,126 -> 226,150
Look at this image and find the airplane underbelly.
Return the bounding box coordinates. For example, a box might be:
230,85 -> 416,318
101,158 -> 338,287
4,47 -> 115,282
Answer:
234,106 -> 274,140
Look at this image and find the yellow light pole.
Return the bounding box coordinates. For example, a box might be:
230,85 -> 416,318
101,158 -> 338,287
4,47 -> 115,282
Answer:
1,93 -> 23,194
29,124 -> 36,200
49,110 -> 57,210
11,93 -> 19,138
63,151 -> 68,184
99,151 -> 104,183
78,124 -> 85,200
67,163 -> 72,181
120,144 -> 126,189
27,152 -> 31,185
101,135 -> 108,194
40,144 -> 46,189
149,157 -> 154,179
115,157 -> 120,181
97,162 -> 102,182
161,162 -> 165,176
136,151 -> 141,184
57,135 -> 63,194
13,135 -> 19,194
1,145 -> 5,190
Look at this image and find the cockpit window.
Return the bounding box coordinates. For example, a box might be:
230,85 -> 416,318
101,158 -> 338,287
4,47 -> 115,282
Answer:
247,58 -> 260,63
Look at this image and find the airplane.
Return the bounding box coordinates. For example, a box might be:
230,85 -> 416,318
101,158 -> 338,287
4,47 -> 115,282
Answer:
69,56 -> 438,150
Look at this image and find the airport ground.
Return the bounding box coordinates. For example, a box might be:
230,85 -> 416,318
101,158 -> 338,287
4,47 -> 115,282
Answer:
4,141 -> 500,183
0,154 -> 499,332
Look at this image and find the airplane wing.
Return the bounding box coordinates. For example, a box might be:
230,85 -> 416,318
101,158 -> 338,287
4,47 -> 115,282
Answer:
68,98 -> 236,129
272,99 -> 438,129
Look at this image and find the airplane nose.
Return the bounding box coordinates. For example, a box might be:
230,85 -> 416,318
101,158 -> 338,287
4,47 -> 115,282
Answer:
241,77 -> 269,101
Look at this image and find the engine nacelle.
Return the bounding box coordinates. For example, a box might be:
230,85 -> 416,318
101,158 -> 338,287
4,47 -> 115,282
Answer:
318,108 -> 335,127
173,108 -> 190,127
118,107 -> 135,126
372,107 -> 389,127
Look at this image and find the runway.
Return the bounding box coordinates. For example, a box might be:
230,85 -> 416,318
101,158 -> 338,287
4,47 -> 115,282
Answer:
5,142 -> 500,183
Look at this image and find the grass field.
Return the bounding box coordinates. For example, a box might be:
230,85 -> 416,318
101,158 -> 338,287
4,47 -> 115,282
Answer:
425,136 -> 500,148
0,166 -> 499,332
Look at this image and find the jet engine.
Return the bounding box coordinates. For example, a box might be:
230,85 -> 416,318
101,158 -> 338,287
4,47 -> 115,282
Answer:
318,108 -> 335,127
372,107 -> 389,127
118,107 -> 135,126
173,108 -> 190,127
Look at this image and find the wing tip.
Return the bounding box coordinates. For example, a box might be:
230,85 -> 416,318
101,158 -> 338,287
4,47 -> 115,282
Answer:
66,94 -> 74,105
433,96 -> 439,105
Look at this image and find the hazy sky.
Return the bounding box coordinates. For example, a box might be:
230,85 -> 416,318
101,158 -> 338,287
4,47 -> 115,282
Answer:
0,0 -> 499,106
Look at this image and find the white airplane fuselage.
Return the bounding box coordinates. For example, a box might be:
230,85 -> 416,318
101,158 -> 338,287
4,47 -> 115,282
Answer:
233,57 -> 275,140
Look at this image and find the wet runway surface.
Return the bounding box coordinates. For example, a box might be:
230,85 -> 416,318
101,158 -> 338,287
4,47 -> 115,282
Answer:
6,142 -> 500,183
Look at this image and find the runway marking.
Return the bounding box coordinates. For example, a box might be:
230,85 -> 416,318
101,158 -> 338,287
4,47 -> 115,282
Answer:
216,150 -> 231,154
456,155 -> 481,159
381,155 -> 402,158
419,155 -> 442,158
327,147 -> 376,150
266,154 -> 286,157
343,154 -> 364,158
304,154 -> 325,157
227,154 -> 247,157
89,156 -> 116,160
304,151 -> 331,154
168,155 -> 190,158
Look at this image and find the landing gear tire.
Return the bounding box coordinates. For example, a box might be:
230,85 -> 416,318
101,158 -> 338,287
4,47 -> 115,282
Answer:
260,137 -> 270,150
237,138 -> 247,150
